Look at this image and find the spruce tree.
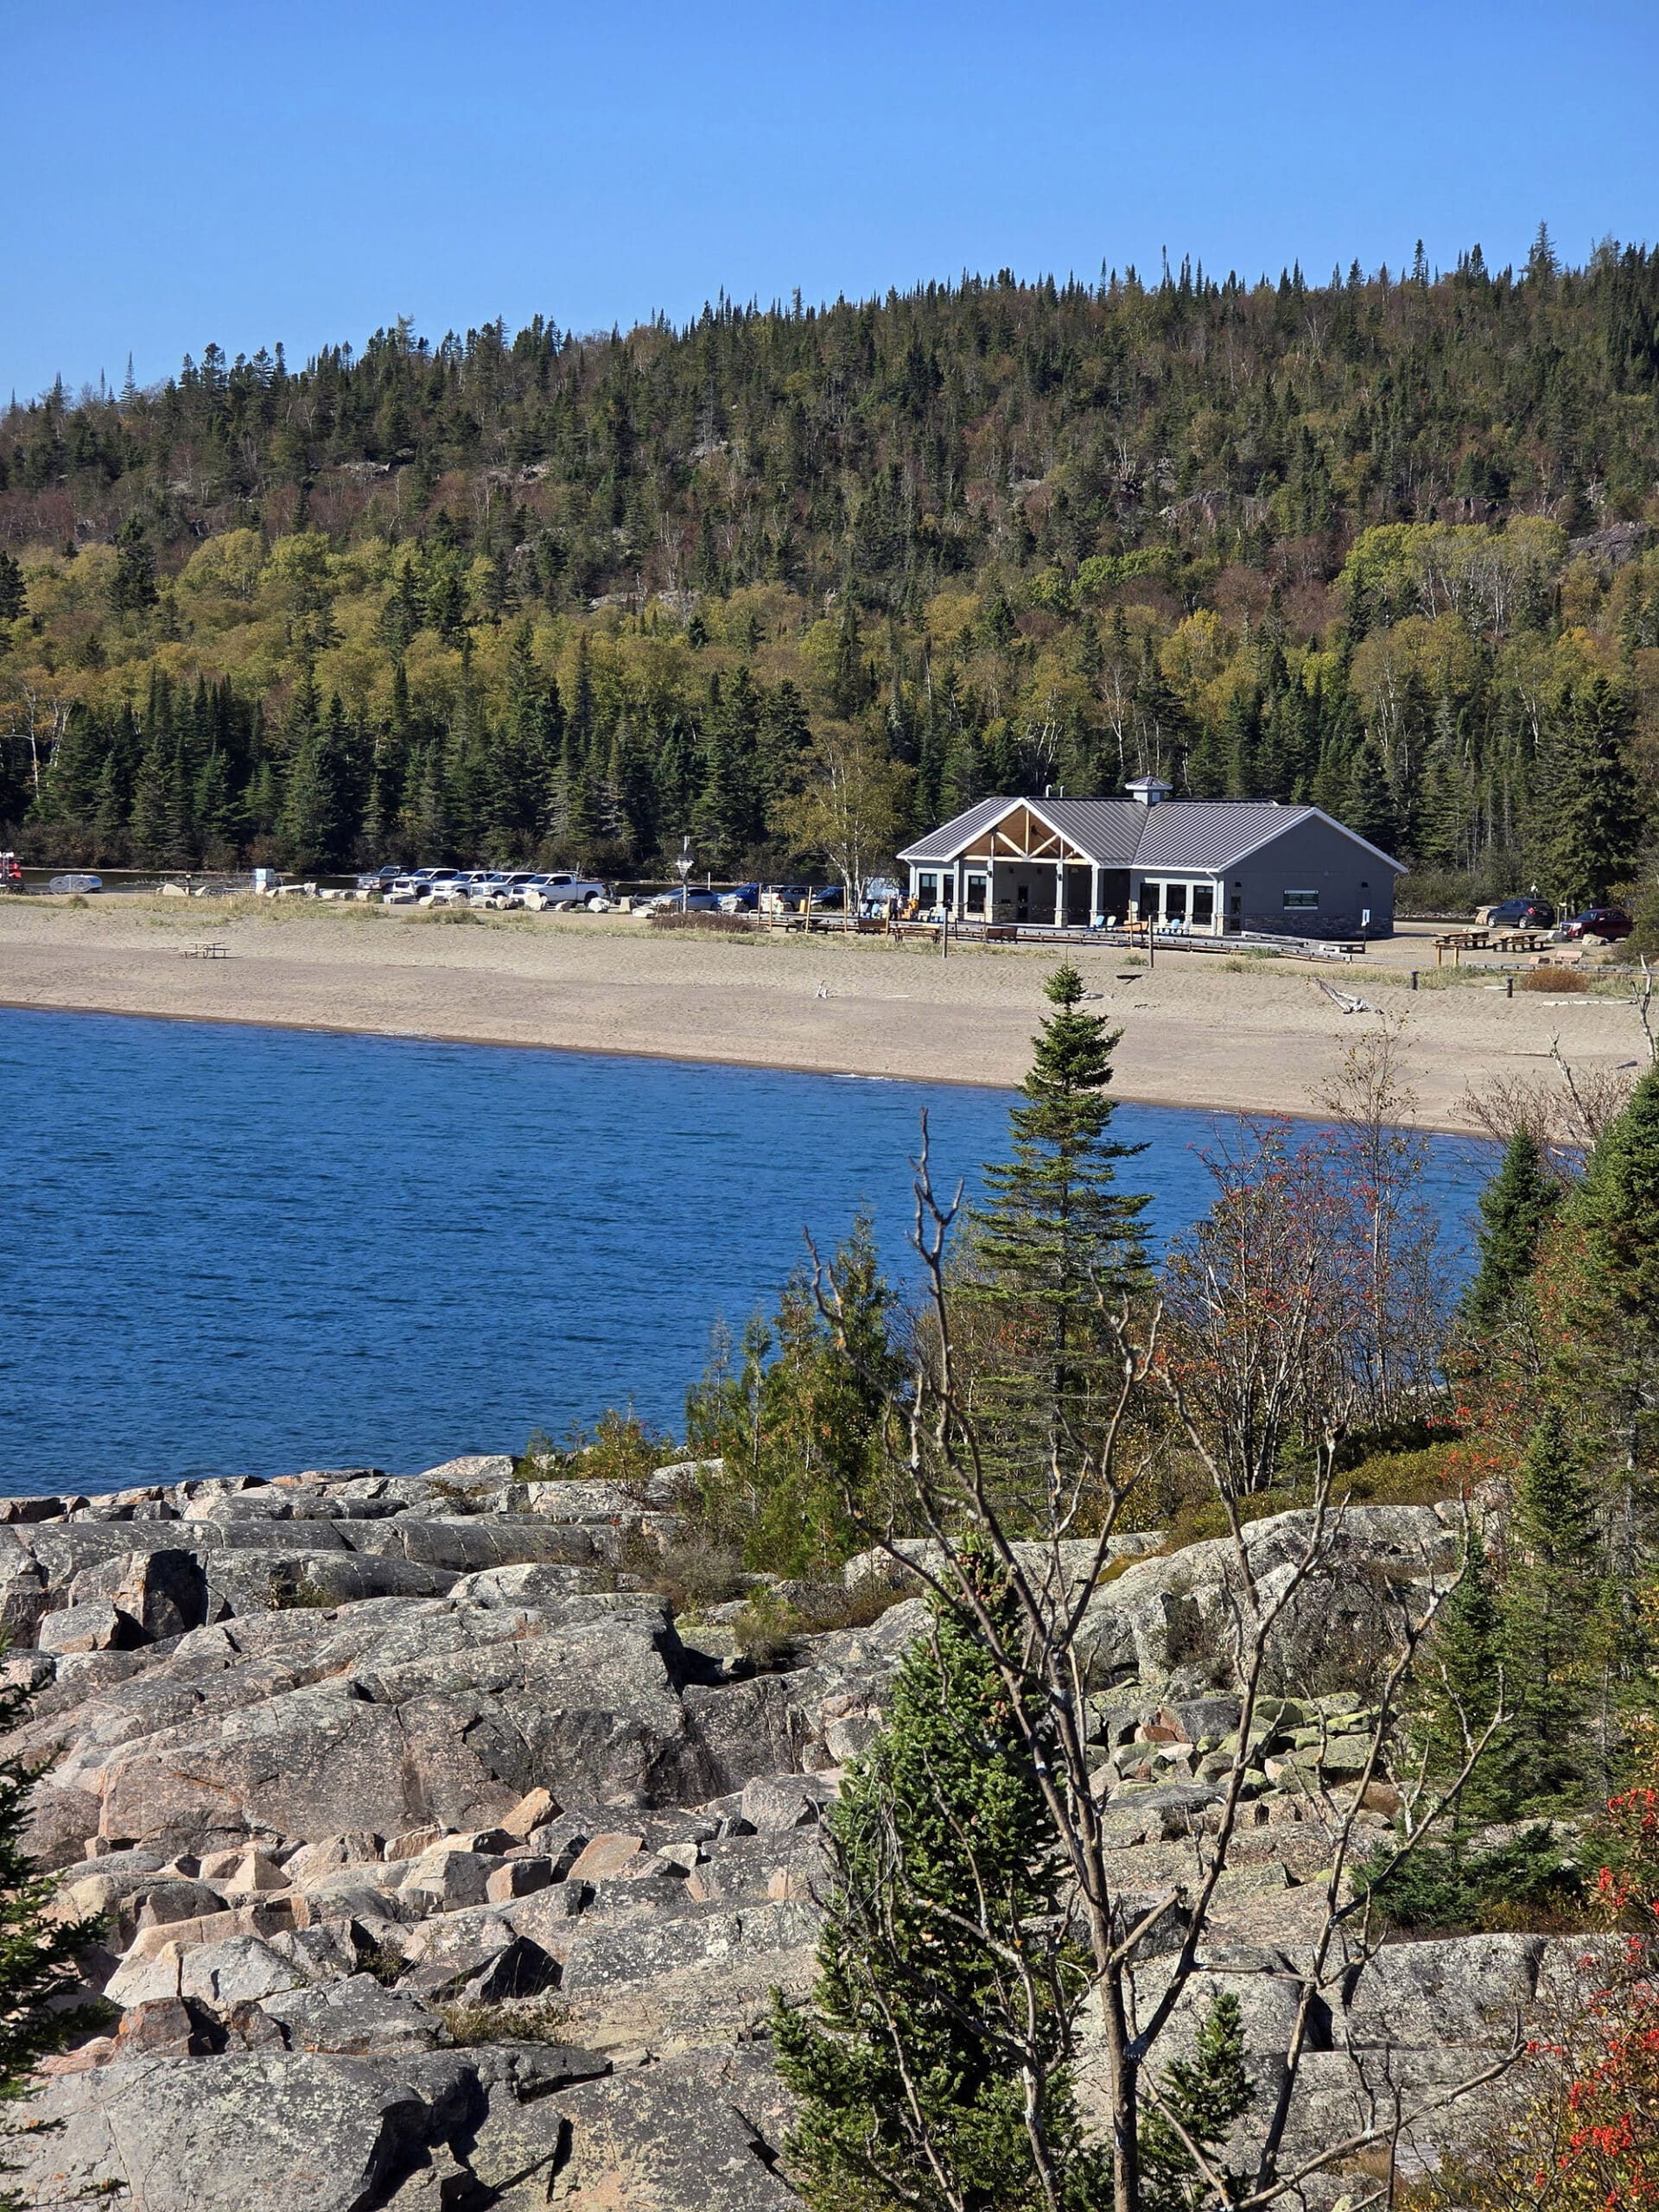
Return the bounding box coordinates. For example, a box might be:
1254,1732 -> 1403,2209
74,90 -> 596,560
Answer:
685,1215 -> 901,1574
1138,1992 -> 1255,2212
125,734 -> 170,868
1343,740 -> 1399,853
773,1555 -> 1106,2210
1494,1406 -> 1602,1809
1414,1534 -> 1510,1820
110,513 -> 157,614
1464,1126 -> 1559,1331
1546,676 -> 1639,911
1575,1063 -> 1659,1326
0,550 -> 25,626
963,965 -> 1148,1503
0,1669 -> 107,2206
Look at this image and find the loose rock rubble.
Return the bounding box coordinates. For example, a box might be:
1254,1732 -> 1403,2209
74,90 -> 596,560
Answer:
0,1469 -> 1546,2207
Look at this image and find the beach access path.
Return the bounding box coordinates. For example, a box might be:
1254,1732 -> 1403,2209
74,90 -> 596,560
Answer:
0,899 -> 1647,1130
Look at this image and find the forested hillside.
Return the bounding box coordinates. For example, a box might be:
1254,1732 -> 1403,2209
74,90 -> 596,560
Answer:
3,228 -> 1659,909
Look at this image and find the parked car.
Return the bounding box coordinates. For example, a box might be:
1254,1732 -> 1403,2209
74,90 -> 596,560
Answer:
809,885 -> 845,911
1561,906 -> 1634,941
49,872 -> 102,893
1484,895 -> 1555,929
410,867 -> 462,887
760,884 -> 810,916
718,883 -> 760,912
356,864 -> 407,890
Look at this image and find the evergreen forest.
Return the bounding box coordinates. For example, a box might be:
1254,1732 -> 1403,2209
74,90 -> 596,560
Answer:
3,227 -> 1659,912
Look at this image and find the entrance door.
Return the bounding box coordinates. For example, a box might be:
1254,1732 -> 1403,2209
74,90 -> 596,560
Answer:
1063,865 -> 1091,926
1016,882 -> 1029,921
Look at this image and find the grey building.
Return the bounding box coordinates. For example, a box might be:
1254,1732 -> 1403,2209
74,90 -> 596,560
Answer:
898,779 -> 1403,938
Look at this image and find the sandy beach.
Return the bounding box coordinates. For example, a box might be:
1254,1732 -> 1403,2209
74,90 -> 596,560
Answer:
0,898 -> 1649,1130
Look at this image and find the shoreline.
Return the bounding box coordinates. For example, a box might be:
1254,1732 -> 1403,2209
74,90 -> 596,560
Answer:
0,992 -> 1016,1095
1,899 -> 1645,1135
0,989 -> 1478,1133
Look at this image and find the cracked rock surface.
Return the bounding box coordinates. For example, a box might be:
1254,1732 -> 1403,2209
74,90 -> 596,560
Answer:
0,1469 -> 1541,2207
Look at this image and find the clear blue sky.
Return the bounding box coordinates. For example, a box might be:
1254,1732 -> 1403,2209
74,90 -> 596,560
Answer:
8,0 -> 1656,403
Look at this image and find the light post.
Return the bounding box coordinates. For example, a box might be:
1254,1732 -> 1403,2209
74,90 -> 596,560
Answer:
675,837 -> 693,916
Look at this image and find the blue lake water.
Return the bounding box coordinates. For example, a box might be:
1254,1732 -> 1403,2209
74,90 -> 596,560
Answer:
0,1009 -> 1493,1493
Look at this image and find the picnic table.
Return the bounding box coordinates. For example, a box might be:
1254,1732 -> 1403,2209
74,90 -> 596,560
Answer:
1492,930 -> 1551,954
1433,929 -> 1491,967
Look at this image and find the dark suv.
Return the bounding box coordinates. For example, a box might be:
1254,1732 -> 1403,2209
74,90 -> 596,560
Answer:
1485,895 -> 1554,929
1561,906 -> 1633,942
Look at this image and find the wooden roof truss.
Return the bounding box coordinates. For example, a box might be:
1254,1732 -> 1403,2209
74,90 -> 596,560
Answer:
956,804 -> 1090,865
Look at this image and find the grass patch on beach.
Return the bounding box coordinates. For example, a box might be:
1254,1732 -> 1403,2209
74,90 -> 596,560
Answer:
1519,965 -> 1588,993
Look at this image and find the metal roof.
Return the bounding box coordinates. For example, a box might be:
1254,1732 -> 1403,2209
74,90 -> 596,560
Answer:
897,797 -> 1018,862
1133,802 -> 1316,871
898,796 -> 1405,874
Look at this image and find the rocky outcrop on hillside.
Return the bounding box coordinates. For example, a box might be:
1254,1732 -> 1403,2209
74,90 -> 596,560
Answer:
0,1465 -> 1541,2209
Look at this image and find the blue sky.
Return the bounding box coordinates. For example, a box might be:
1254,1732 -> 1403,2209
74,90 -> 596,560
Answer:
7,0 -> 1656,402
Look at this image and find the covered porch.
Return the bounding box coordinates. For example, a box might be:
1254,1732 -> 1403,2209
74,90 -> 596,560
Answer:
912,803 -> 1129,927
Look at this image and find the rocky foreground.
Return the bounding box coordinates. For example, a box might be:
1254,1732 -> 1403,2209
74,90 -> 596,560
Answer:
0,1461 -> 1554,2209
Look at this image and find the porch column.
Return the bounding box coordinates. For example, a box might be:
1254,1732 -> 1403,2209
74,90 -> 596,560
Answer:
985,855 -> 995,922
1054,860 -> 1065,927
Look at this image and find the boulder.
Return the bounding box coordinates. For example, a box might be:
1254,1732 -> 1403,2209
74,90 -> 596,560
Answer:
546,2047 -> 797,2210
256,1974 -> 443,2056
741,1773 -> 835,1832
37,1601 -> 145,1656
1342,1933 -> 1543,2050
2,2050 -> 484,2210
566,1832 -> 644,1883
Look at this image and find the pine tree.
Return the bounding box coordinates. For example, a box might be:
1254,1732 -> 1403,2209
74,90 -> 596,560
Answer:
1138,1992 -> 1255,2212
963,966 -> 1148,1503
1464,1127 -> 1559,1330
773,1555 -> 1107,2210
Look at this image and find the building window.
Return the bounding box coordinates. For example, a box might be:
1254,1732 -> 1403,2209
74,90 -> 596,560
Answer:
1283,889 -> 1320,911
918,873 -> 938,905
1192,884 -> 1215,926
1164,882 -> 1187,921
965,874 -> 987,915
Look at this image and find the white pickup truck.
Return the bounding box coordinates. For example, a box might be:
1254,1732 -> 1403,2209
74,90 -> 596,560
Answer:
523,873 -> 606,911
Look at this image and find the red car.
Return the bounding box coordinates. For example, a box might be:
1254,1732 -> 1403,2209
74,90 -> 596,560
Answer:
1561,906 -> 1633,942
